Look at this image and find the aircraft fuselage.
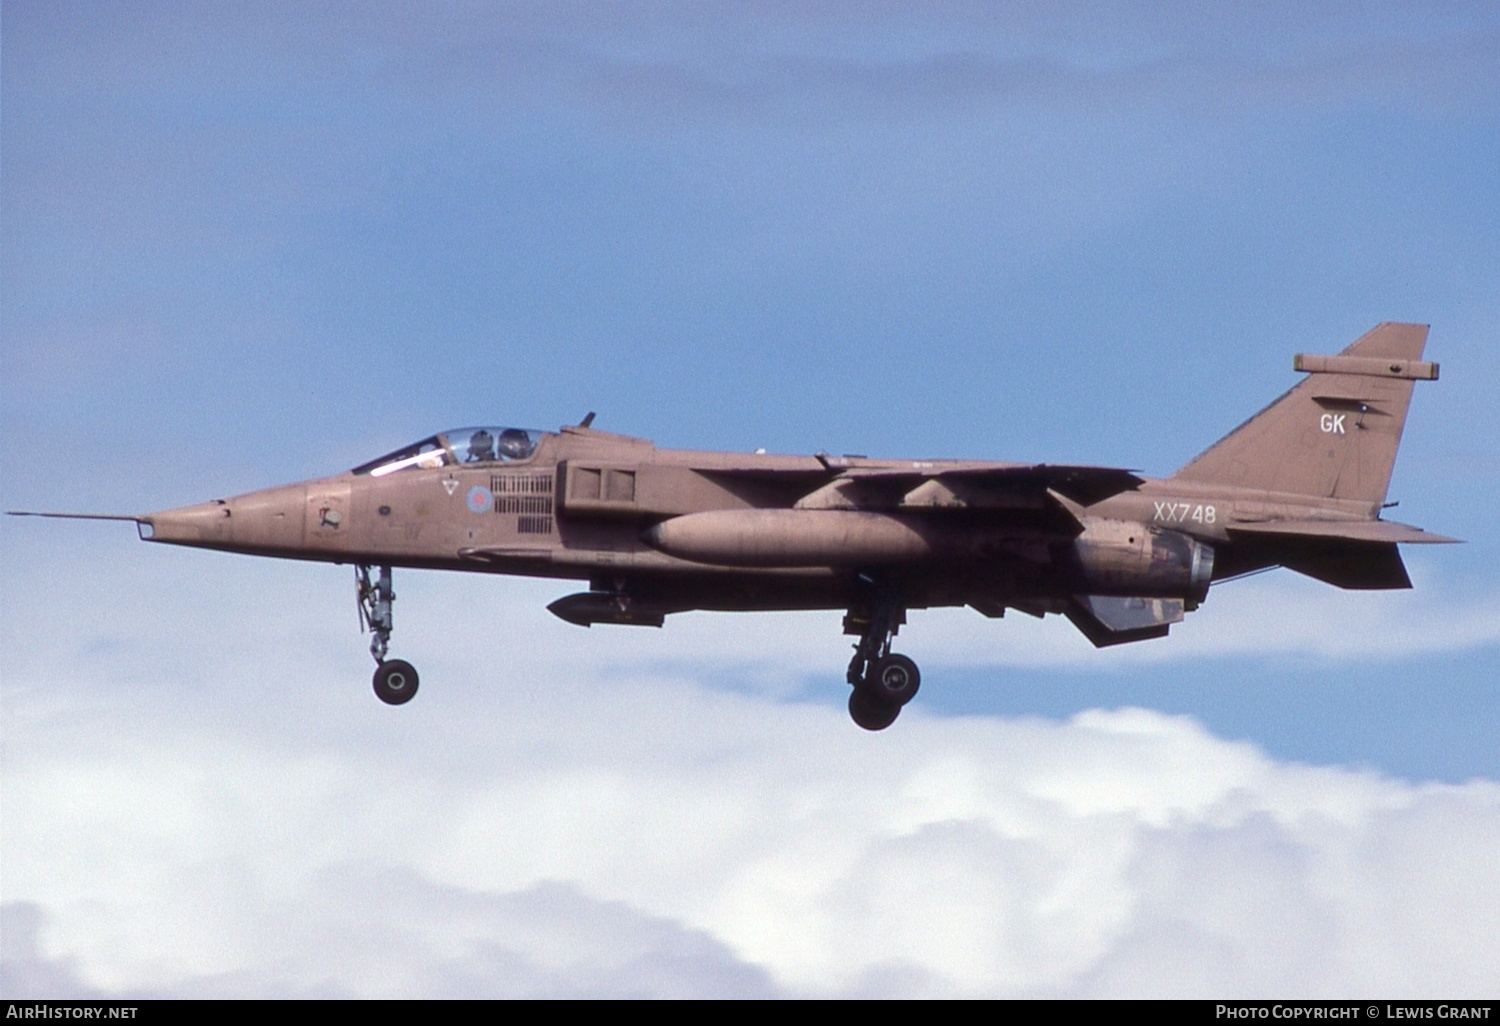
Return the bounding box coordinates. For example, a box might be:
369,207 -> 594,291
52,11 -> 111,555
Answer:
14,323 -> 1456,728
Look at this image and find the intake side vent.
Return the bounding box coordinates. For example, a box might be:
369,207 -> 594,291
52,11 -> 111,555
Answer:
493,473 -> 554,495
492,472 -> 556,533
495,495 -> 553,515
518,515 -> 553,534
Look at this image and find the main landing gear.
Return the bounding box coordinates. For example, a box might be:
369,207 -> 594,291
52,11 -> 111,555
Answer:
358,565 -> 419,705
844,588 -> 921,731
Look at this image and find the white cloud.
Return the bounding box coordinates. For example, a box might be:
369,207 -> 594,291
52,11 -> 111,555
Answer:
4,639 -> 1498,996
4,539 -> 1498,997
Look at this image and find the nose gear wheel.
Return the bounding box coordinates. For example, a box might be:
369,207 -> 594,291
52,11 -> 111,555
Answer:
373,658 -> 419,705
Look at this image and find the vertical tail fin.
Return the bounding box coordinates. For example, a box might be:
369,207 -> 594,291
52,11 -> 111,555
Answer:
1169,323 -> 1436,507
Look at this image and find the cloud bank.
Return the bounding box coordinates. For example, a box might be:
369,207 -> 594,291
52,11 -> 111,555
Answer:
4,598 -> 1497,997
2,520 -> 1496,1000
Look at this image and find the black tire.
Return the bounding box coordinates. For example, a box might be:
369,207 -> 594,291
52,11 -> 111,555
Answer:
866,653 -> 921,706
373,659 -> 419,706
848,687 -> 901,732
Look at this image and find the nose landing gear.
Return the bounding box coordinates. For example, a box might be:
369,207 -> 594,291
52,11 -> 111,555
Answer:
358,565 -> 419,705
844,588 -> 921,731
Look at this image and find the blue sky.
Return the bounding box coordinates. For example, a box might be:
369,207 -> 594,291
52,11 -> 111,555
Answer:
3,2 -> 1498,997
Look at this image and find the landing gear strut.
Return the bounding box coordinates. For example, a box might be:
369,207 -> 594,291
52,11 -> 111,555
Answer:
844,586 -> 921,731
358,565 -> 419,705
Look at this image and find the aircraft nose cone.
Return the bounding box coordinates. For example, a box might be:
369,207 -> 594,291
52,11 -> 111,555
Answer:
141,500 -> 234,545
141,483 -> 308,552
228,482 -> 308,550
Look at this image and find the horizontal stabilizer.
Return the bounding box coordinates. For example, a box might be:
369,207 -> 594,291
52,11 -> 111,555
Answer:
1065,595 -> 1184,648
1279,542 -> 1412,590
1226,518 -> 1460,545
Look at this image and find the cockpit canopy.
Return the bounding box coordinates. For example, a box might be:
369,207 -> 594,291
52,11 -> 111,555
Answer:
353,426 -> 553,477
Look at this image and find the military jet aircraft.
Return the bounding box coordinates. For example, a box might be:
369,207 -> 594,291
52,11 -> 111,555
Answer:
12,323 -> 1456,729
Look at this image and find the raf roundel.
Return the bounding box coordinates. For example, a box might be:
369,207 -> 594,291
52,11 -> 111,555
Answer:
466,485 -> 493,515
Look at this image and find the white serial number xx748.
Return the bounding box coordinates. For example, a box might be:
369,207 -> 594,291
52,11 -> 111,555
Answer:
1153,501 -> 1216,524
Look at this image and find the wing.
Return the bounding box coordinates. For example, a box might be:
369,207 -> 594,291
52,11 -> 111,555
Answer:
791,464 -> 1142,524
